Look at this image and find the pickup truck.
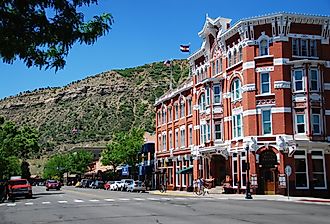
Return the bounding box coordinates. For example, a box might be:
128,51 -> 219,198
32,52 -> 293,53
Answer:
8,178 -> 33,199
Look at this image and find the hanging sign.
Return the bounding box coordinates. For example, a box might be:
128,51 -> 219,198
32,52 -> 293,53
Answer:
279,174 -> 286,188
250,174 -> 258,188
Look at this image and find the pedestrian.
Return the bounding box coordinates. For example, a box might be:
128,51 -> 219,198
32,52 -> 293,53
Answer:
193,179 -> 197,193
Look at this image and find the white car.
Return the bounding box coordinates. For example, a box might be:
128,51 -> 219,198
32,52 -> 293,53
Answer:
127,181 -> 146,192
110,181 -> 122,191
120,179 -> 134,191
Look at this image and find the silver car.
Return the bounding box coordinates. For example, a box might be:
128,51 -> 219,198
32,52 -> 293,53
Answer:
127,181 -> 146,192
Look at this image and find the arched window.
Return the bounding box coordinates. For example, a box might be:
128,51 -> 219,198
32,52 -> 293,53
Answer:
228,52 -> 232,67
239,46 -> 242,61
259,39 -> 269,56
231,78 -> 242,101
180,101 -> 185,118
198,93 -> 206,111
233,49 -> 237,65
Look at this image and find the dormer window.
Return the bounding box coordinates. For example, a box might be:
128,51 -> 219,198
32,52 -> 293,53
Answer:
259,39 -> 269,56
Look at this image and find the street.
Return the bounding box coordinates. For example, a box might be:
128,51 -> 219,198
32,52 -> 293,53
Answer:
0,186 -> 329,224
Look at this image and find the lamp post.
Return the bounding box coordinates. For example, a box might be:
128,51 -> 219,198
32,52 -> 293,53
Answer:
245,145 -> 253,200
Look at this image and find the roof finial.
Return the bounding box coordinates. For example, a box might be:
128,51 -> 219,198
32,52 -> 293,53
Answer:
206,13 -> 209,19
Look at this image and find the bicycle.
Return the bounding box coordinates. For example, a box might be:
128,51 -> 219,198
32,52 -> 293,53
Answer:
194,185 -> 208,196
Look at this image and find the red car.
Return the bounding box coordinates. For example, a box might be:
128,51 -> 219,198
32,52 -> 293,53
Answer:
8,178 -> 33,199
46,180 -> 61,191
104,181 -> 113,190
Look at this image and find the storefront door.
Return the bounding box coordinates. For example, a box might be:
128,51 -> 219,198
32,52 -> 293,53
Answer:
258,149 -> 278,195
261,169 -> 276,195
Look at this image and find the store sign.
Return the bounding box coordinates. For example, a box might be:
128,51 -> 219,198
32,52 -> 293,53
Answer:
279,174 -> 286,188
251,174 -> 258,188
122,165 -> 129,176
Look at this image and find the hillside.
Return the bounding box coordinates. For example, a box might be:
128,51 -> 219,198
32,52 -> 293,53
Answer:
0,60 -> 189,154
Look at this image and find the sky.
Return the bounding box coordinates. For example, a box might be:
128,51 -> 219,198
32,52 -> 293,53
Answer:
0,0 -> 330,99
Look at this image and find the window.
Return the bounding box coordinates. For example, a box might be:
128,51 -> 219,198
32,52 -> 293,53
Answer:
207,121 -> 211,141
187,98 -> 192,115
228,52 -> 232,67
182,163 -> 187,187
232,153 -> 238,187
310,69 -> 319,91
218,58 -> 222,73
168,168 -> 173,185
232,114 -> 243,138
212,61 -> 215,76
215,59 -> 219,74
259,39 -> 269,56
301,39 -> 308,57
157,112 -> 161,126
233,49 -> 237,64
240,152 -> 247,188
176,162 -> 180,187
175,104 -> 179,120
214,122 -> 222,140
189,126 -> 193,145
168,107 -> 172,122
296,114 -> 305,134
231,78 -> 242,101
199,94 -> 206,111
261,73 -> 270,94
180,102 -> 185,118
292,38 -> 300,56
293,70 -> 304,92
310,40 -> 317,57
239,46 -> 243,61
262,110 -> 272,135
180,129 -> 185,148
162,134 -> 166,151
169,132 -> 173,149
175,129 -> 179,148
162,110 -> 166,124
205,87 -> 210,106
200,124 -> 207,144
311,151 -> 326,189
213,84 -> 221,104
158,135 -> 161,152
312,109 -> 321,135
294,151 -> 308,189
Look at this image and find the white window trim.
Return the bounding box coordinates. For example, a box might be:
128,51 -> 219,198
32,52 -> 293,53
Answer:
312,151 -> 327,190
260,72 -> 271,94
175,163 -> 180,187
293,69 -> 305,93
232,113 -> 243,139
240,153 -> 247,189
232,154 -> 238,188
231,79 -> 242,102
175,129 -> 179,149
214,121 -> 223,141
262,109 -> 272,135
213,84 -> 222,104
181,164 -> 187,187
294,151 -> 309,190
295,114 -> 306,134
188,125 -> 193,146
309,68 -> 320,92
311,113 -> 321,135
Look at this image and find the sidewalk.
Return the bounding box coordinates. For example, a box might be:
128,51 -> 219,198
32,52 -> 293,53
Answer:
148,190 -> 330,205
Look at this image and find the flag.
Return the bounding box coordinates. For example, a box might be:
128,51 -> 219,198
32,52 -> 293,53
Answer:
180,44 -> 190,53
163,60 -> 171,67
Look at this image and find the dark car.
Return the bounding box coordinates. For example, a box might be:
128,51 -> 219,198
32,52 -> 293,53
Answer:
91,180 -> 105,189
81,179 -> 94,188
46,180 -> 61,191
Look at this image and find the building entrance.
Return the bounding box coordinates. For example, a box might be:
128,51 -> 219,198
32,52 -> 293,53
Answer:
258,150 -> 278,195
210,155 -> 227,186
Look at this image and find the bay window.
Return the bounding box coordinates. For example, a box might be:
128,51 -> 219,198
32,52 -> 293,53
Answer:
232,113 -> 243,138
296,113 -> 306,134
213,84 -> 221,104
262,110 -> 272,135
293,70 -> 304,92
311,108 -> 321,135
310,69 -> 319,91
261,72 -> 270,94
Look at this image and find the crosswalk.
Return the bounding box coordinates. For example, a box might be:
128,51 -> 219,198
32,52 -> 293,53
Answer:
1,196 -> 216,208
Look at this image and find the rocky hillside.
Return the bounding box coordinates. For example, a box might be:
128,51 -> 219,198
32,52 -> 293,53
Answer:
0,60 -> 189,154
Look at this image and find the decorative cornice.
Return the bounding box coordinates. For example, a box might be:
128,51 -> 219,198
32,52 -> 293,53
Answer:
274,81 -> 291,89
155,80 -> 193,106
241,84 -> 256,92
242,61 -> 255,70
255,66 -> 274,73
274,58 -> 289,65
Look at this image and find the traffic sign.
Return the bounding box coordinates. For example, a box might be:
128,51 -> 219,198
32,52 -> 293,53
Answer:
285,165 -> 292,177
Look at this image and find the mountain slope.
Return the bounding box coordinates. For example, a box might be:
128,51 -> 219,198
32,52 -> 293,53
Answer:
0,60 -> 189,153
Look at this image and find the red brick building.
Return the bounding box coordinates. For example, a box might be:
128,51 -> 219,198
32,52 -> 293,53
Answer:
155,12 -> 330,197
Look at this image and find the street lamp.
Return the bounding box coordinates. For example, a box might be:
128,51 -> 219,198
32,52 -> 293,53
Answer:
245,145 -> 253,200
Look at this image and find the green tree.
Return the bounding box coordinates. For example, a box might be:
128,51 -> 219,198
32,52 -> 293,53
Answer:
43,153 -> 68,180
0,0 -> 113,71
67,150 -> 93,175
101,128 -> 144,173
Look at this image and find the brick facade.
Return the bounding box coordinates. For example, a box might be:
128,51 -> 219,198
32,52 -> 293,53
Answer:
155,13 -> 330,197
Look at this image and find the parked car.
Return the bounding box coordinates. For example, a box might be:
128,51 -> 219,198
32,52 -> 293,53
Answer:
111,181 -> 123,191
120,179 -> 134,191
8,178 -> 32,199
90,180 -> 104,189
104,181 -> 113,190
81,179 -> 94,188
127,181 -> 146,192
46,180 -> 61,191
